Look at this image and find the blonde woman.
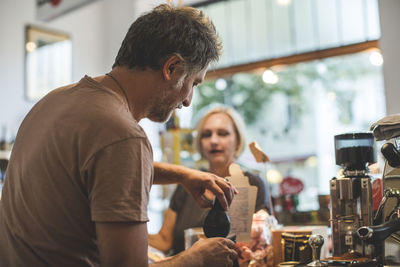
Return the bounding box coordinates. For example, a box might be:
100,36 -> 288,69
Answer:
149,107 -> 269,255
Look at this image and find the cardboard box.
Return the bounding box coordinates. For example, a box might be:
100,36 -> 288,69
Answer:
272,225 -> 328,267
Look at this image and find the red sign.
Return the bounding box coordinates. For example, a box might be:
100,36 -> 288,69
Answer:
280,176 -> 304,195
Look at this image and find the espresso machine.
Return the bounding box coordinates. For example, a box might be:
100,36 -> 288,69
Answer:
355,116 -> 400,266
329,132 -> 378,264
327,124 -> 400,266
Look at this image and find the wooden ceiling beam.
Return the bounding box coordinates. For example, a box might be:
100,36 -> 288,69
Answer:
206,40 -> 379,80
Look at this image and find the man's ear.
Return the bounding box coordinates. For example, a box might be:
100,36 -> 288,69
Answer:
162,55 -> 184,80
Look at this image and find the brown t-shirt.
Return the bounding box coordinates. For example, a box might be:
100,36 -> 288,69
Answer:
0,76 -> 154,266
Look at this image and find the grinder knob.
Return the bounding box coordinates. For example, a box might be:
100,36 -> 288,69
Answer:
307,234 -> 327,267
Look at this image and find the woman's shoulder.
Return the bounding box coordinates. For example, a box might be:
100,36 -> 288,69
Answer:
243,171 -> 265,187
243,170 -> 259,178
172,184 -> 190,198
243,170 -> 261,180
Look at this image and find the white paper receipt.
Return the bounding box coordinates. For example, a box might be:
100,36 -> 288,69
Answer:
228,188 -> 249,233
226,163 -> 257,242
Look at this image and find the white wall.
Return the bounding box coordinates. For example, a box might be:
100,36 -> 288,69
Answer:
0,0 -> 107,137
50,1 -> 106,79
379,0 -> 400,115
103,0 -> 138,69
0,1 -> 37,136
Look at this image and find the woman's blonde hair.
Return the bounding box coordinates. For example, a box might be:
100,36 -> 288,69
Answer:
194,106 -> 246,159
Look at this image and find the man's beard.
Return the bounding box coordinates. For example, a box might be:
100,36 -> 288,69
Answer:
148,101 -> 174,122
148,81 -> 184,122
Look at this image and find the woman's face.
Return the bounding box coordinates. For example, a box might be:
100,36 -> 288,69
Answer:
200,113 -> 238,167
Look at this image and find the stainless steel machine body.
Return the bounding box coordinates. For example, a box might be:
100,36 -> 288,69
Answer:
329,133 -> 377,258
327,115 -> 400,265
330,175 -> 375,256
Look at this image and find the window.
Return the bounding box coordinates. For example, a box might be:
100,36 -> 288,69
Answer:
192,50 -> 385,216
195,0 -> 380,69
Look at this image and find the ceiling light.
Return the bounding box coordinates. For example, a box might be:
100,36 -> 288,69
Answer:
266,169 -> 283,184
26,42 -> 37,52
215,78 -> 227,91
316,63 -> 327,74
305,156 -> 318,167
327,91 -> 336,101
262,69 -> 279,84
369,51 -> 383,66
277,0 -> 292,6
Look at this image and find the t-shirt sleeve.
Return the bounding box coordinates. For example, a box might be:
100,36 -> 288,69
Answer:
169,185 -> 188,213
246,172 -> 270,212
85,137 -> 154,222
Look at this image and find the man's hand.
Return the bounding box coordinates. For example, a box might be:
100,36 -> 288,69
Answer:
180,168 -> 237,210
184,237 -> 238,267
152,238 -> 237,267
153,162 -> 237,210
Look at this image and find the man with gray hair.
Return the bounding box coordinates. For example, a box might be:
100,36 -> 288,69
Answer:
0,4 -> 237,267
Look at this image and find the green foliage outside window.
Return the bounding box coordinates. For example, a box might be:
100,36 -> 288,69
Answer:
194,53 -> 378,126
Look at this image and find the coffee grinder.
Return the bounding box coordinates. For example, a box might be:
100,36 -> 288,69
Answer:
329,132 -> 377,262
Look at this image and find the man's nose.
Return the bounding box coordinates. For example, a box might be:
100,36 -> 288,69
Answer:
183,88 -> 194,107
